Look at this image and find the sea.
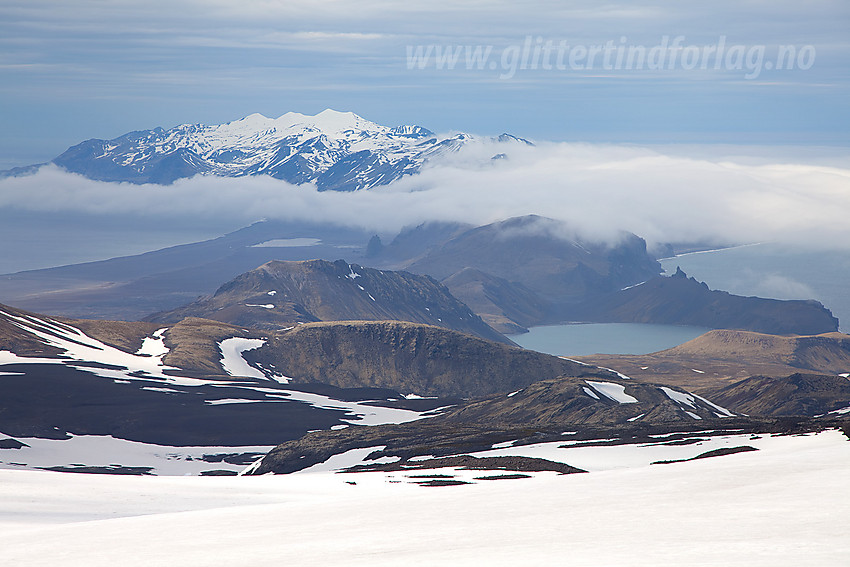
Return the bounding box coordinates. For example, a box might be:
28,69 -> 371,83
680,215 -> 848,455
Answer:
511,322 -> 711,356
4,214 -> 846,354
659,243 -> 850,334
514,243 -> 850,356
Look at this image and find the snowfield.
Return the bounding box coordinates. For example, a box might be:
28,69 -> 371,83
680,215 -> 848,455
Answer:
0,433 -> 272,476
218,337 -> 267,379
0,430 -> 847,566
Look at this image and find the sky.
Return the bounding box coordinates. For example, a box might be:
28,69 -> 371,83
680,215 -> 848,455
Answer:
1,0 -> 849,169
0,0 -> 849,277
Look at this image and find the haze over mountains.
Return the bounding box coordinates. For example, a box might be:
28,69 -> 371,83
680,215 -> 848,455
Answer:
0,213 -> 839,337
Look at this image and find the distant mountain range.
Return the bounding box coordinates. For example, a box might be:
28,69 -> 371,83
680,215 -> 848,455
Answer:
1,109 -> 531,189
396,215 -> 663,330
0,215 -> 838,336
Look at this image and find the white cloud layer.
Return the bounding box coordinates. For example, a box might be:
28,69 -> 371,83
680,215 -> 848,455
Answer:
1,142 -> 849,249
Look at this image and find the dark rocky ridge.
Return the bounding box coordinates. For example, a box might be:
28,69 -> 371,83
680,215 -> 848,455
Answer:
442,267 -> 549,334
706,373 -> 850,417
436,376 -> 730,426
249,407 -> 850,475
564,268 -> 838,335
249,320 -> 610,398
146,259 -> 510,344
404,216 -> 662,312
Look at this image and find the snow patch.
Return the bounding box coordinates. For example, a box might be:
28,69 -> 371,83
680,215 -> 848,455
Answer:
691,392 -> 735,418
826,405 -> 850,416
251,388 -> 432,425
295,446 -> 390,474
345,265 -> 361,279
583,387 -> 600,400
585,381 -> 638,404
403,393 -> 438,400
0,310 -> 210,385
659,386 -> 697,409
598,366 -> 632,380
0,432 -> 272,476
135,328 -> 169,358
218,338 -> 266,379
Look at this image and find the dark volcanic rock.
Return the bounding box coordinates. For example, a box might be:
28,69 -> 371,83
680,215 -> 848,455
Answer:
706,373 -> 850,417
0,438 -> 28,449
146,259 -> 510,344
0,362 -> 363,446
251,320 -> 604,398
248,410 -> 850,475
651,445 -> 758,465
346,454 -> 586,475
442,267 -> 550,333
564,268 -> 839,335
405,215 -> 662,308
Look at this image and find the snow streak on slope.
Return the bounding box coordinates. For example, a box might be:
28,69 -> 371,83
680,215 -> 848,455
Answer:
584,380 -> 638,403
0,308 -> 196,383
219,338 -> 266,379
228,387 -> 432,426
659,386 -> 736,418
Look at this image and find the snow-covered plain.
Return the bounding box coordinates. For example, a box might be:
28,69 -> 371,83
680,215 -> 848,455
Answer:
0,430 -> 846,566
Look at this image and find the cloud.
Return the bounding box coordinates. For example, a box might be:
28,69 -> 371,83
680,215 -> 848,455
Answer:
751,274 -> 817,300
1,142 -> 849,250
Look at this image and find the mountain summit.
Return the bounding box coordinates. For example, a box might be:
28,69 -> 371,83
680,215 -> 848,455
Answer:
6,110 -> 531,189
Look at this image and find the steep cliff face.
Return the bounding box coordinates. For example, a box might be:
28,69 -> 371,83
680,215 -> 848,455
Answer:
249,320 -> 603,397
565,268 -> 839,335
146,259 -> 510,344
404,215 -> 662,305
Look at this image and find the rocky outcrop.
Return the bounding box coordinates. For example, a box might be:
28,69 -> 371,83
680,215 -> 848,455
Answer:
250,320 -> 607,398
706,373 -> 850,417
146,259 -> 510,344
404,215 -> 662,306
565,268 -> 839,335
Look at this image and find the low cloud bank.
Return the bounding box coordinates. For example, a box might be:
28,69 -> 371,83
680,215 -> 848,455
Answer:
1,142 -> 848,249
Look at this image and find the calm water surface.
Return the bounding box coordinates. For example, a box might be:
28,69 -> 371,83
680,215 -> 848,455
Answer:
660,243 -> 850,333
512,323 -> 711,356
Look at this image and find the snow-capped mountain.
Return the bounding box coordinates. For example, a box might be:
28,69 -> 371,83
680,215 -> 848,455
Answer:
21,109 -> 531,189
